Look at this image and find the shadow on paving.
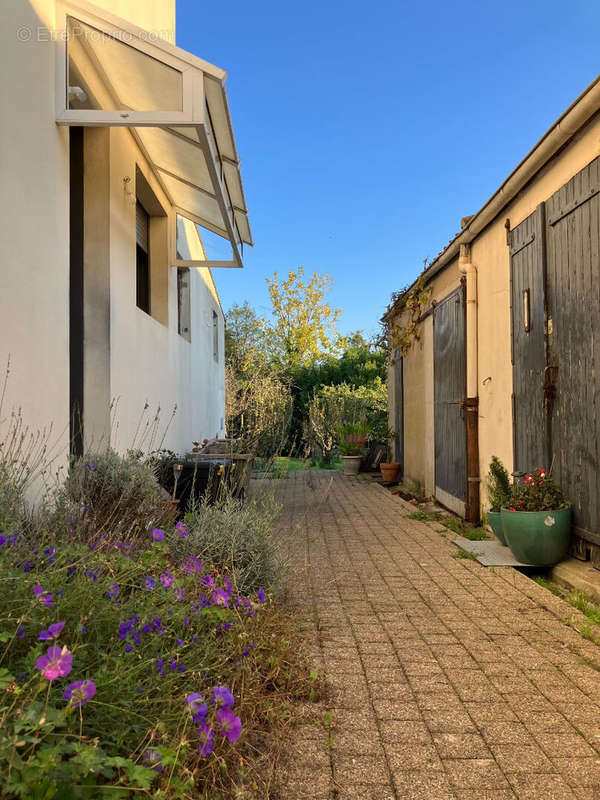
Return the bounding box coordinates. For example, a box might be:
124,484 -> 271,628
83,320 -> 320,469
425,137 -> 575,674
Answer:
270,470 -> 600,800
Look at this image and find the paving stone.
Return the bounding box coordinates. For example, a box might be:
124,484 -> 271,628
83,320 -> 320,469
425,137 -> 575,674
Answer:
453,792 -> 517,800
383,742 -> 443,771
335,784 -> 395,800
480,721 -> 538,746
488,743 -> 555,773
332,752 -> 389,784
507,772 -> 579,799
271,473 -> 600,798
443,758 -> 511,789
379,720 -> 432,744
519,711 -> 575,733
551,758 -> 600,787
370,693 -> 421,718
392,770 -> 456,799
422,709 -> 478,733
330,729 -> 385,756
464,702 -> 519,727
573,790 -> 600,799
534,733 -> 598,758
275,763 -> 332,797
432,732 -> 493,758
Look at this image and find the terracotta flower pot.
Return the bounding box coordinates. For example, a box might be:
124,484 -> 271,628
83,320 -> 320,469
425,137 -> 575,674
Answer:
380,462 -> 400,483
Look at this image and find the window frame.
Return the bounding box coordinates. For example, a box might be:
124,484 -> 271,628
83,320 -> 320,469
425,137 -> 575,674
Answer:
55,0 -> 248,269
177,268 -> 191,342
212,310 -> 219,362
55,0 -> 207,127
135,200 -> 151,314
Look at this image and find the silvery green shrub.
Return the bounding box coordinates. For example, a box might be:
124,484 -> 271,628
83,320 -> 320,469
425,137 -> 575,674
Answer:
173,491 -> 284,595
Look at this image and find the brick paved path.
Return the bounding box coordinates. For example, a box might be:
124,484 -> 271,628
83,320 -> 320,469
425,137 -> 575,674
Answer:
273,471 -> 600,800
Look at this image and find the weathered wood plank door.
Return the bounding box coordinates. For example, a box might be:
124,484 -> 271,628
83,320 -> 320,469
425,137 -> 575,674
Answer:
546,156 -> 600,544
434,289 -> 467,515
510,203 -> 549,473
393,354 -> 404,471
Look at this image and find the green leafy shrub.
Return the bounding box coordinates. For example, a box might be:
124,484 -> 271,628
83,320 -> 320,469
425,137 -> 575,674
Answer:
508,468 -> 569,511
306,379 -> 389,463
486,456 -> 511,512
172,492 -> 284,596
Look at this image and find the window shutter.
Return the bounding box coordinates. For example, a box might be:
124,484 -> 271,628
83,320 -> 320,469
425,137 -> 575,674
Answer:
136,201 -> 149,252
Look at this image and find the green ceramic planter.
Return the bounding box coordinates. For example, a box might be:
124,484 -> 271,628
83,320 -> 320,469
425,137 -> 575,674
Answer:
500,506 -> 572,566
487,510 -> 506,545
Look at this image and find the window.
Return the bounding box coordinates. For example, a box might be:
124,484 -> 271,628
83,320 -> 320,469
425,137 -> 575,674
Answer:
213,310 -> 219,361
177,268 -> 191,341
136,200 -> 150,314
135,168 -> 168,323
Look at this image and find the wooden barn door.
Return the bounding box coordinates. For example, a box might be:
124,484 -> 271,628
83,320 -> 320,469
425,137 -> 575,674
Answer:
434,289 -> 467,515
545,156 -> 600,552
393,354 -> 404,472
510,203 -> 549,474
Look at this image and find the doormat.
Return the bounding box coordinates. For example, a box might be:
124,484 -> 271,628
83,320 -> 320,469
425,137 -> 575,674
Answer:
452,539 -> 533,567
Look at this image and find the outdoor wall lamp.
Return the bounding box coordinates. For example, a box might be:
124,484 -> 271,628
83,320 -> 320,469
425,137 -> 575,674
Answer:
123,176 -> 136,206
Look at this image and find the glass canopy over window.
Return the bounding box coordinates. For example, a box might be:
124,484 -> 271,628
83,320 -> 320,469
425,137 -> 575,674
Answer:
57,0 -> 252,267
67,17 -> 184,112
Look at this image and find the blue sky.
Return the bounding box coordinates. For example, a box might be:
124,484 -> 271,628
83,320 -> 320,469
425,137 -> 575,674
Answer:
176,0 -> 599,338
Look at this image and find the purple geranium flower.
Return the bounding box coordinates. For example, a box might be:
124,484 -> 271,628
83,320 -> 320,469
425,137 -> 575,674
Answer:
212,588 -> 230,608
17,625 -> 25,640
159,572 -> 174,588
143,749 -> 162,772
144,576 -> 156,591
156,659 -> 165,676
63,679 -> 96,708
216,708 -> 242,743
202,575 -> 215,591
211,686 -> 235,709
33,585 -> 54,608
175,521 -> 189,538
150,528 -> 165,543
197,721 -> 214,757
106,583 -> 120,599
183,556 -> 203,575
186,692 -> 208,722
35,645 -> 72,680
38,621 -> 66,641
257,587 -> 266,603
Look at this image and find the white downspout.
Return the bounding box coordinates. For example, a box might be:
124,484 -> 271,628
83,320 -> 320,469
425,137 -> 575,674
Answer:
459,243 -> 480,523
459,244 -> 478,396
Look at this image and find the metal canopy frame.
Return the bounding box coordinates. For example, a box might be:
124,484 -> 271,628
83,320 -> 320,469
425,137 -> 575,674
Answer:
54,0 -> 250,268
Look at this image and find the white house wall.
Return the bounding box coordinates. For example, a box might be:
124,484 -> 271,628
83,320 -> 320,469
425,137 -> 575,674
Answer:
1,0 -> 226,474
107,126 -> 225,454
0,0 -> 70,471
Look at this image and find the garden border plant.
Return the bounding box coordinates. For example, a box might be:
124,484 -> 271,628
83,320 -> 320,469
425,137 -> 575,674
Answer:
0,436 -> 320,799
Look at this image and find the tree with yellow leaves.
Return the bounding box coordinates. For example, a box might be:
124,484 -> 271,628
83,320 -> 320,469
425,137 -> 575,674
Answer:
266,267 -> 345,371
